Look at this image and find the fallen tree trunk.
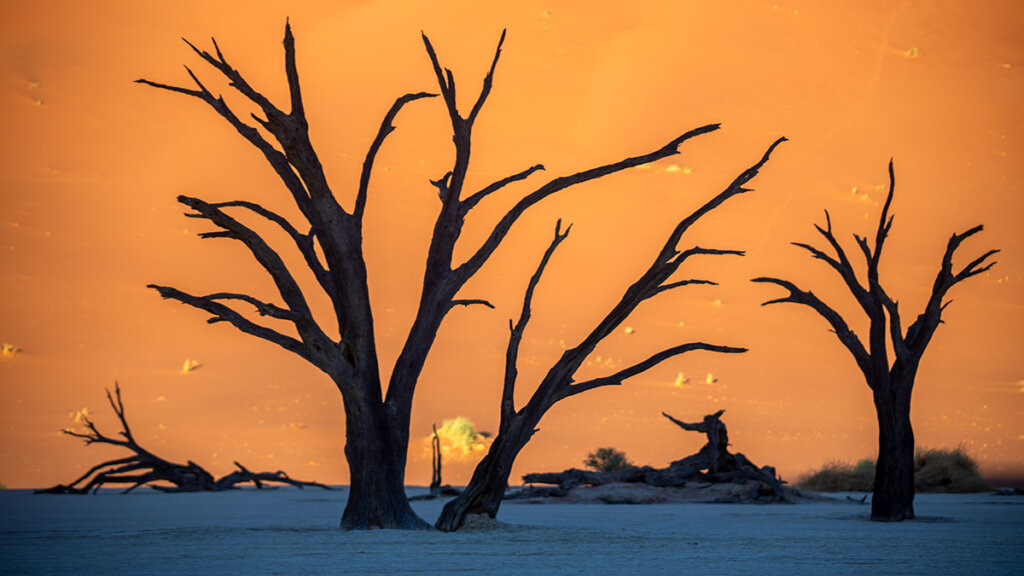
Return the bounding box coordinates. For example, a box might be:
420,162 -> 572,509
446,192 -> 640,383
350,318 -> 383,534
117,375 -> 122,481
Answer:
519,411 -> 787,501
36,384 -> 331,494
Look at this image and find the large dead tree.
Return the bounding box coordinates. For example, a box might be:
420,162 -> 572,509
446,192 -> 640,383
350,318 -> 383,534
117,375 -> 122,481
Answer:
138,23 -> 731,529
436,137 -> 785,531
753,161 -> 997,521
36,384 -> 330,494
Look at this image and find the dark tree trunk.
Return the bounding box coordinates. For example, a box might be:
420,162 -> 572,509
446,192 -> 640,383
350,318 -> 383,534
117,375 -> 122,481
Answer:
340,398 -> 429,530
435,422 -> 533,531
871,385 -> 916,521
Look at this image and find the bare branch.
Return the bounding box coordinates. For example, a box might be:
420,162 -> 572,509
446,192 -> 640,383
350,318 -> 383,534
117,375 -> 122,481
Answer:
558,343 -> 747,400
177,196 -> 318,326
872,158 -> 896,266
205,292 -> 300,321
148,284 -> 319,365
467,29 -> 507,127
909,224 -> 998,357
655,137 -> 787,264
209,200 -> 334,296
503,220 -> 572,426
283,20 -> 305,123
802,210 -> 871,308
654,279 -> 717,295
455,123 -> 725,282
448,299 -> 496,311
421,32 -> 459,124
955,247 -> 999,282
751,277 -> 872,380
133,78 -> 203,98
461,164 -> 546,214
136,74 -> 313,215
355,92 -> 439,220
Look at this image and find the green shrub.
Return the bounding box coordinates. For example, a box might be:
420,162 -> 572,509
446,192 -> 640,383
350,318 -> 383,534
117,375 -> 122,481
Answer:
583,447 -> 632,472
797,447 -> 991,493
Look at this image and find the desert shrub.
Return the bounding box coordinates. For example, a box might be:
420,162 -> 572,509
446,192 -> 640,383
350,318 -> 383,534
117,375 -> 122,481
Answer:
583,447 -> 632,472
796,460 -> 874,492
797,447 -> 991,493
0,481 -> 6,490
914,447 -> 991,493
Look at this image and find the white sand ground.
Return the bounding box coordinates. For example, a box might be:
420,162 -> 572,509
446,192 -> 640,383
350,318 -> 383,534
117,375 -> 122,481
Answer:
2,487 -> 1021,575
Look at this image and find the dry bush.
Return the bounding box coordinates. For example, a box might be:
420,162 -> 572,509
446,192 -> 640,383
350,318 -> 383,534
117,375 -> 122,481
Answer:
797,447 -> 990,493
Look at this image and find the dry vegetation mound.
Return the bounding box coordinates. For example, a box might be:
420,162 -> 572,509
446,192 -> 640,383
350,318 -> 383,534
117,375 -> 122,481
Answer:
797,447 -> 991,493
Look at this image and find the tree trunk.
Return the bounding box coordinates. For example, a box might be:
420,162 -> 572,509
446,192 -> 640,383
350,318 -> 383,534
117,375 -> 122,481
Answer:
871,386 -> 916,521
340,398 -> 430,530
435,424 -> 531,531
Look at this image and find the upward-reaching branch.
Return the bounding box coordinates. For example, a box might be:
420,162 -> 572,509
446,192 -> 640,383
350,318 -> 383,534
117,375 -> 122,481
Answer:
355,92 -> 438,221
454,124 -> 725,284
501,220 -> 571,428
559,343 -> 747,400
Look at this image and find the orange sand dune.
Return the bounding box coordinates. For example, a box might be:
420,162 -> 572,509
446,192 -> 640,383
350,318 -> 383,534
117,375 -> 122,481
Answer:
0,1 -> 1021,488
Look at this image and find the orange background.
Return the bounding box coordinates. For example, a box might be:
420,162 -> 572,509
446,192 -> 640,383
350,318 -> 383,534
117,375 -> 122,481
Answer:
1,1 -> 1021,489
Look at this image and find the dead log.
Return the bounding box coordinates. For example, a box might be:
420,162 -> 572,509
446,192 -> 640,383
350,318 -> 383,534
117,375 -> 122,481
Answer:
518,411 -> 788,501
36,384 -> 331,494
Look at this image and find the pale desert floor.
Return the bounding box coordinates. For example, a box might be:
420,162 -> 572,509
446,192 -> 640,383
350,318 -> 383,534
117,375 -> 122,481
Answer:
2,488 -> 1021,575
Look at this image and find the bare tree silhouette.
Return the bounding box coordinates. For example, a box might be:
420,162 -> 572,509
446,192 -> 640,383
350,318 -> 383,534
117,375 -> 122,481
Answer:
37,384 -> 330,494
138,23 -> 735,529
753,161 -> 997,521
436,137 -> 785,531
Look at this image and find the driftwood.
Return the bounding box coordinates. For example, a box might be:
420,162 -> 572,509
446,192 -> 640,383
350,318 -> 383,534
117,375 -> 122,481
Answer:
520,411 -> 787,502
36,384 -> 331,494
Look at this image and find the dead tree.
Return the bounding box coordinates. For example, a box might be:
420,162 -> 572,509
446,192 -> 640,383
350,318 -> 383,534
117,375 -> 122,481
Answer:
660,410 -> 783,494
752,161 -> 997,521
138,23 -> 740,529
520,410 -> 785,499
409,423 -> 462,501
430,424 -> 442,497
36,384 -> 330,494
662,409 -> 728,473
435,137 -> 786,531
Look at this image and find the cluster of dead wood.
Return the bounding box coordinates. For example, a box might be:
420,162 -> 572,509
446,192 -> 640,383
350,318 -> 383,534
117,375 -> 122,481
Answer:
512,410 -> 791,503
36,385 -> 331,494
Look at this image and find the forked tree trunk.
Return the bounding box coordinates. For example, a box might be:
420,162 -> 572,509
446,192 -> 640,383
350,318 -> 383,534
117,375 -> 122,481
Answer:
340,400 -> 429,530
871,386 -> 916,521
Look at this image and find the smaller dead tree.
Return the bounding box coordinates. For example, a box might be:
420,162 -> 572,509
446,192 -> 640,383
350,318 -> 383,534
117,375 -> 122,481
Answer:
430,424 -> 442,497
435,136 -> 786,531
36,384 -> 330,494
752,160 -> 997,521
409,423 -> 462,501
